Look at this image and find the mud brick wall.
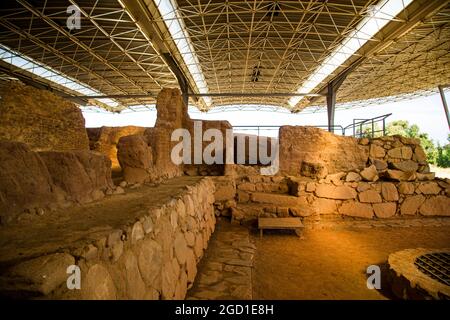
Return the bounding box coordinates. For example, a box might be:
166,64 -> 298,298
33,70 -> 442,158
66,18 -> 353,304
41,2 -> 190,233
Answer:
0,178 -> 216,300
0,82 -> 89,151
0,140 -> 114,224
117,88 -> 232,183
87,126 -> 147,170
279,126 -> 368,175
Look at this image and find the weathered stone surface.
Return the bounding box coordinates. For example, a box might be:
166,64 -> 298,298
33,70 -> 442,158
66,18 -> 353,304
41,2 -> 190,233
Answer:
359,190 -> 382,203
346,172 -> 361,182
312,198 -> 337,214
40,150 -> 114,204
306,182 -> 316,192
117,135 -> 153,184
186,248 -> 197,286
279,126 -> 368,175
214,185 -> 236,202
1,253 -> 74,296
359,138 -> 369,145
416,172 -> 435,181
398,182 -> 415,195
300,161 -> 328,179
385,169 -> 416,181
338,201 -> 374,218
419,196 -> 450,216
315,184 -> 357,200
138,239 -> 162,290
413,146 -> 428,163
373,202 -> 397,218
387,146 -> 412,160
400,195 -> 425,215
390,160 -> 419,172
416,182 -> 441,195
0,82 -> 89,152
82,264 -> 117,300
372,159 -> 388,171
161,260 -> 177,300
0,141 -> 56,222
122,251 -> 146,299
237,183 -> 255,192
174,233 -> 188,265
194,233 -> 204,258
381,183 -> 399,201
87,126 -> 146,170
251,192 -> 303,206
356,182 -> 371,192
325,172 -> 346,184
131,221 -> 145,244
360,165 -> 379,182
174,270 -> 188,299
370,144 -> 385,158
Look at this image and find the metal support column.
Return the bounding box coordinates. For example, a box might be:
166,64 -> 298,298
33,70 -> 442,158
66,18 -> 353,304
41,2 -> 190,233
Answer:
326,82 -> 336,133
438,85 -> 450,130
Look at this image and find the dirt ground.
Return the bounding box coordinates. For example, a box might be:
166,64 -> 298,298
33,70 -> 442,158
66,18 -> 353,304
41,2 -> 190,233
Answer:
252,226 -> 450,299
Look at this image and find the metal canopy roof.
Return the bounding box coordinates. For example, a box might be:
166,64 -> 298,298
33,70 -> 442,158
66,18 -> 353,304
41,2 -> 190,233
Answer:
0,0 -> 449,112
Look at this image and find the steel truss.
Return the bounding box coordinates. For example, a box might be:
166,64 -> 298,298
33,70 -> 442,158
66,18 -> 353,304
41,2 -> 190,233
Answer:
0,0 -> 448,113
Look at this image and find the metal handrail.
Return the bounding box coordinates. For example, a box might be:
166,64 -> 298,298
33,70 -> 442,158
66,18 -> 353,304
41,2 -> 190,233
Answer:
232,113 -> 392,138
344,113 -> 392,138
233,125 -> 345,136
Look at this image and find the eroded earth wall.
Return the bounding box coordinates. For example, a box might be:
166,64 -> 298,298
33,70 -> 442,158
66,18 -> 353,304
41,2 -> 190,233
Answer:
0,82 -> 89,151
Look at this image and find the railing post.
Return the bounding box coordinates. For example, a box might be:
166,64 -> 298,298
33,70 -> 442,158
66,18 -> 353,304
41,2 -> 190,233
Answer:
371,119 -> 374,138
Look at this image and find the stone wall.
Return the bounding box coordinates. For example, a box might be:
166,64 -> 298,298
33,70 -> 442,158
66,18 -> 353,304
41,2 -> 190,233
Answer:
226,172 -> 450,224
117,88 -> 232,183
211,129 -> 450,225
0,82 -> 89,151
0,178 -> 216,300
0,140 -> 115,224
87,126 -> 147,170
278,126 -> 434,179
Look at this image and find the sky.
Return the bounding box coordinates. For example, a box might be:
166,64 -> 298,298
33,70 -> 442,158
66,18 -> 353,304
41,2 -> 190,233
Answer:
83,91 -> 450,146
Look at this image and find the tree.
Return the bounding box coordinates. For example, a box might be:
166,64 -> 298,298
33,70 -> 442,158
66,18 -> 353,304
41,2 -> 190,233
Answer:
436,134 -> 450,168
385,120 -> 437,164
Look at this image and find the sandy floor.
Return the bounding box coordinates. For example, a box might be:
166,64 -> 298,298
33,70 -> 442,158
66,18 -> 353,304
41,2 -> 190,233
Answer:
431,165 -> 450,179
252,226 -> 450,299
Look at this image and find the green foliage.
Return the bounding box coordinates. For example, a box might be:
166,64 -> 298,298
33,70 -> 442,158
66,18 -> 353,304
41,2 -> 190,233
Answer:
436,134 -> 450,168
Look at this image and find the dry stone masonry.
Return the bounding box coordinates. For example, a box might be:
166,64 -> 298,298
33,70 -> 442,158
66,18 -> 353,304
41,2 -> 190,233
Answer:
213,134 -> 450,226
0,178 -> 216,299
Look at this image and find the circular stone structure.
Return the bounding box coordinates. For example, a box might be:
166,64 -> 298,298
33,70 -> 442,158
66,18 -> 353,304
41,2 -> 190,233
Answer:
388,248 -> 450,299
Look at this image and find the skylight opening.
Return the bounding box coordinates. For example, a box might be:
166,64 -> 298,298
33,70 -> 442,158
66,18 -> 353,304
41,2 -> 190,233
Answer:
288,0 -> 414,108
0,45 -> 119,107
155,0 -> 212,107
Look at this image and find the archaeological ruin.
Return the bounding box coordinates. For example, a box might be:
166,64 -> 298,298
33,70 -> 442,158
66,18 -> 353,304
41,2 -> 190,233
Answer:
0,0 -> 449,305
